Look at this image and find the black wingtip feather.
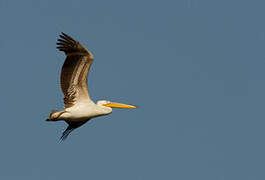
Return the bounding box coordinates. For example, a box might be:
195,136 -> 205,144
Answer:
60,127 -> 74,141
56,32 -> 79,54
59,120 -> 89,141
59,32 -> 76,44
61,32 -> 75,41
56,32 -> 93,58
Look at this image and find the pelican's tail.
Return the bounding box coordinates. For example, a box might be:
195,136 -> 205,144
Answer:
46,110 -> 64,121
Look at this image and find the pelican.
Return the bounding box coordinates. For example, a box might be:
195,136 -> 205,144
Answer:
47,32 -> 137,140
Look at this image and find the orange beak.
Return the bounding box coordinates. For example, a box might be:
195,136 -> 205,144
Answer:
103,102 -> 138,109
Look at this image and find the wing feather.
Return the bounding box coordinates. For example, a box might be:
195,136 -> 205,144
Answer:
57,32 -> 94,108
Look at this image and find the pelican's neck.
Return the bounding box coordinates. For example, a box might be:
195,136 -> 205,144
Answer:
96,100 -> 113,115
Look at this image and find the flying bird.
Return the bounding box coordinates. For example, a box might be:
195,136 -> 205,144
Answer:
47,32 -> 137,140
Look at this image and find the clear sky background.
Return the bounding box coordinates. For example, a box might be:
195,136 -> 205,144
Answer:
0,0 -> 265,179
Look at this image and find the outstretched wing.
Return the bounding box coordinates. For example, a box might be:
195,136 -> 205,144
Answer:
57,32 -> 94,108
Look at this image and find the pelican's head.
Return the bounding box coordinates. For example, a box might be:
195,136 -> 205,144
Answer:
97,100 -> 138,112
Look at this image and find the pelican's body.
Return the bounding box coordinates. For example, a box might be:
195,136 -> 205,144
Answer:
59,101 -> 112,121
47,33 -> 137,140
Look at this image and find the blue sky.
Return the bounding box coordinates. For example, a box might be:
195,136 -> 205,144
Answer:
1,0 -> 265,179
